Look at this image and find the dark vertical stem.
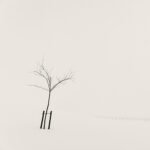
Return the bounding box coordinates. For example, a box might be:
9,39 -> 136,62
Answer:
43,90 -> 51,129
48,111 -> 52,129
40,110 -> 45,129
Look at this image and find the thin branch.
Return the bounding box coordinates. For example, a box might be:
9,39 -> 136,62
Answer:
28,84 -> 49,91
33,70 -> 50,87
51,75 -> 72,91
33,71 -> 48,81
40,64 -> 52,87
41,64 -> 50,79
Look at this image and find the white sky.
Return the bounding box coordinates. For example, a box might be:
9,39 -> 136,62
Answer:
1,0 -> 150,119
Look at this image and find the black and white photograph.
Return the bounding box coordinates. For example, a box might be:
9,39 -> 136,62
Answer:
0,0 -> 150,149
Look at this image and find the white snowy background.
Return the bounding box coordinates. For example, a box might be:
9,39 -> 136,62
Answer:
0,0 -> 150,149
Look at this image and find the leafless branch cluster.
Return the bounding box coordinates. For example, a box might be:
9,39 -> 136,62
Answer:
51,72 -> 73,91
30,63 -> 73,93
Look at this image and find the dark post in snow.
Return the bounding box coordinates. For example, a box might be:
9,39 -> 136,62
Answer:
29,62 -> 73,130
48,111 -> 52,129
40,110 -> 45,129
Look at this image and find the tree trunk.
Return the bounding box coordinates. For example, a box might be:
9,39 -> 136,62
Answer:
43,90 -> 51,129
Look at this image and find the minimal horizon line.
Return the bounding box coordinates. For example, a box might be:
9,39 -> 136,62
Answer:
95,115 -> 150,121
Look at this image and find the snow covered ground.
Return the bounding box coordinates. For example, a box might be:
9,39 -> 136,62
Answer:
1,109 -> 150,150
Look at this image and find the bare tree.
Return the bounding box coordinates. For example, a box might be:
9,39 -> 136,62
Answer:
30,63 -> 73,129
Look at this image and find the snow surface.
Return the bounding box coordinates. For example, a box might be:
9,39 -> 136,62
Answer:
1,110 -> 150,150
